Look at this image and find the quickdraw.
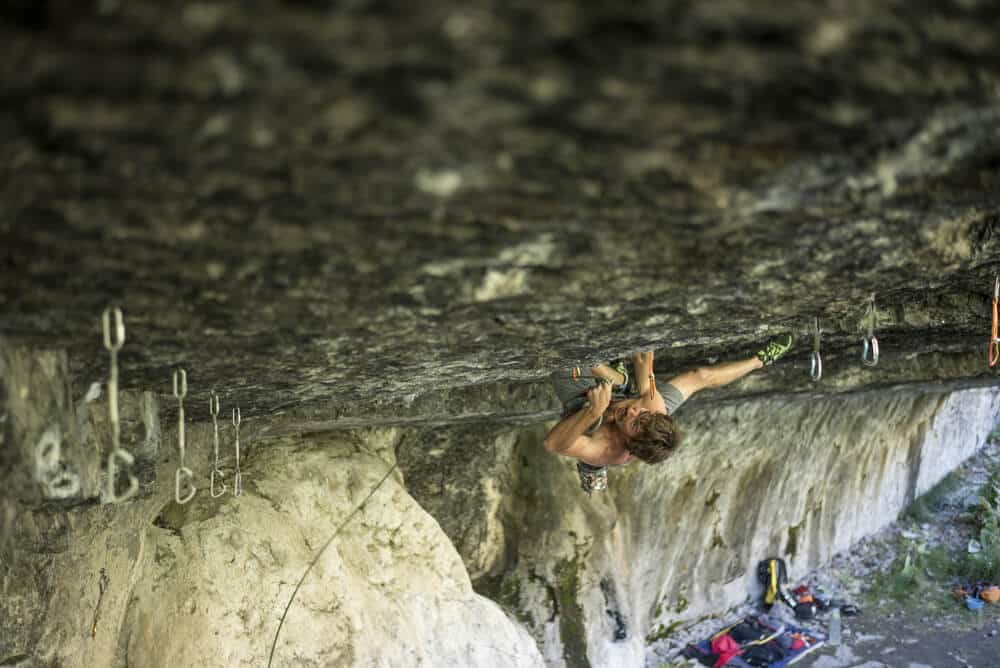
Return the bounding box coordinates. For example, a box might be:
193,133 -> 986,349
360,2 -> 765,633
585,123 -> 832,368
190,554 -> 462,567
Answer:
102,307 -> 138,503
990,276 -> 1000,368
173,369 -> 196,504
811,317 -> 823,381
232,407 -> 243,497
209,391 -> 226,498
861,293 -> 879,367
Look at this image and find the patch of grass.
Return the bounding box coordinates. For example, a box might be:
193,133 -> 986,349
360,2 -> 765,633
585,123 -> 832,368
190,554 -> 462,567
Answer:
962,479 -> 1000,583
903,470 -> 964,524
645,620 -> 683,643
868,543 -> 961,609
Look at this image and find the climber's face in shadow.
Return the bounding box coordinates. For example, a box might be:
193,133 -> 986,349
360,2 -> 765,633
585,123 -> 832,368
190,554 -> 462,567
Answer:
609,401 -> 650,438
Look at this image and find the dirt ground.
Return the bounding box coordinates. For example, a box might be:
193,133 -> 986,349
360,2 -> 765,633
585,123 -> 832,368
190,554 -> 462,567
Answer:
664,436 -> 1000,668
800,437 -> 1000,668
806,604 -> 1000,668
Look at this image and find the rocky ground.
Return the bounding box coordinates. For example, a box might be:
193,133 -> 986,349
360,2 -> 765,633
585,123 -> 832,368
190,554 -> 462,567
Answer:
655,435 -> 1000,668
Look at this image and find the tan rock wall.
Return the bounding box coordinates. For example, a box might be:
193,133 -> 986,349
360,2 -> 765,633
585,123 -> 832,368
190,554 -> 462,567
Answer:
407,387 -> 1000,667
1,429 -> 543,667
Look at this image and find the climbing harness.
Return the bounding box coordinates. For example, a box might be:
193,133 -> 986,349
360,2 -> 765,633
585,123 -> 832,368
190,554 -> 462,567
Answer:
990,276 -> 1000,368
173,369 -> 196,504
102,307 -> 138,503
861,293 -> 879,367
810,318 -> 822,381
577,461 -> 608,495
209,391 -> 226,498
232,406 -> 243,497
267,458 -> 399,668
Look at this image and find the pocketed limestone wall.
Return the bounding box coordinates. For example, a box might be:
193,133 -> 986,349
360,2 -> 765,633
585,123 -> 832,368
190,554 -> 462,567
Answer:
401,387 -> 1000,668
623,387 -> 1000,658
5,385 -> 999,668
0,429 -> 543,668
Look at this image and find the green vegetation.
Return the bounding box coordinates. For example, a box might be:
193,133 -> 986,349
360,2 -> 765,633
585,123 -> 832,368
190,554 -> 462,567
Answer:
869,543 -> 957,606
902,470 -> 964,523
870,461 -> 1000,614
785,523 -> 802,559
963,479 -> 1000,583
645,620 -> 683,643
555,557 -> 590,668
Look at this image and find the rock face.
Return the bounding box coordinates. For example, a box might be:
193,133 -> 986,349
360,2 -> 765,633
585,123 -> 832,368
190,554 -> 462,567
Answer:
0,338 -> 160,507
1,429 -> 543,667
1,0 -> 999,424
4,1 -> 1000,667
399,386 -> 1000,667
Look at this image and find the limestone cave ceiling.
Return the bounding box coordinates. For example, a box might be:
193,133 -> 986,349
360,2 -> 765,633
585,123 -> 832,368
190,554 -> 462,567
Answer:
2,0 -> 1000,428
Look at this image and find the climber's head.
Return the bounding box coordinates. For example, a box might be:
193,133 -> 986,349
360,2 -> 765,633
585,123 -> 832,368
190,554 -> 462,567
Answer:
623,411 -> 681,464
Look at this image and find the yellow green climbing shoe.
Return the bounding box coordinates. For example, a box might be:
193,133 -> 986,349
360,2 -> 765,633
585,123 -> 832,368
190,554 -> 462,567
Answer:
756,333 -> 793,366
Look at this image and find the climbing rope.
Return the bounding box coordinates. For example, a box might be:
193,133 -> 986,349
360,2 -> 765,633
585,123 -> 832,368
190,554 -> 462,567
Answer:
990,276 -> 1000,368
267,459 -> 399,668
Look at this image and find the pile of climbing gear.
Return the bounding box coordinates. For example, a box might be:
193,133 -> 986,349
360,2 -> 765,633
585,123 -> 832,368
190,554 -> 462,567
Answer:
952,582 -> 1000,609
682,615 -> 825,667
756,558 -> 861,621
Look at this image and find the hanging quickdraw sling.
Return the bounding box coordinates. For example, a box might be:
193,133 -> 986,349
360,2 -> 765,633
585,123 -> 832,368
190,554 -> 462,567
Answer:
861,293 -> 879,367
990,276 -> 1000,368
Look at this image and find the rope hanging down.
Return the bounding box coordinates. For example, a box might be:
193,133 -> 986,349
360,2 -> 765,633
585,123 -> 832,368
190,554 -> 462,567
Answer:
990,276 -> 1000,368
267,459 -> 399,668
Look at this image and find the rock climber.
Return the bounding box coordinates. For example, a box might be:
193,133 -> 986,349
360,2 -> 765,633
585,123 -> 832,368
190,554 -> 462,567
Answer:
543,335 -> 793,493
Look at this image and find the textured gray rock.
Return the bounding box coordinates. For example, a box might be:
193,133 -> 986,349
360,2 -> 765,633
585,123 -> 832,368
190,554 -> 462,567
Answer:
3,2 -> 1000,667
1,0 -> 999,423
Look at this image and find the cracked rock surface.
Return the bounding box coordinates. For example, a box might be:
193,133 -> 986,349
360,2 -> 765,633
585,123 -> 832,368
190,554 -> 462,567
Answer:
2,0 -> 1000,425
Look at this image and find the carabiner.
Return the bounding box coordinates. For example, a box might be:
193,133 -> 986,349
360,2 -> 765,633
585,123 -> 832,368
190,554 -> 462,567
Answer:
862,336 -> 879,367
175,467 -> 196,504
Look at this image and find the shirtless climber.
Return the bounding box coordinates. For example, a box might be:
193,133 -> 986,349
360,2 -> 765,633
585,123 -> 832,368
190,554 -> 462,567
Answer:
544,335 -> 793,493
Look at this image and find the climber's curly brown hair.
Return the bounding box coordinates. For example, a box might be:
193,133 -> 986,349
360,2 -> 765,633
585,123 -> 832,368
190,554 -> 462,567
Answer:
625,412 -> 681,464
